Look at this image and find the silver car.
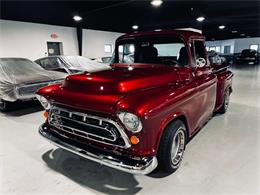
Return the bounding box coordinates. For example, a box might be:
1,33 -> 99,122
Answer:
0,58 -> 66,111
35,55 -> 110,75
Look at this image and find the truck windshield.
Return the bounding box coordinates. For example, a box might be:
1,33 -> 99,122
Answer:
113,36 -> 189,67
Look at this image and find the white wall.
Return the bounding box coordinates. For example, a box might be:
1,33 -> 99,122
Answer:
0,20 -> 123,60
0,20 -> 79,60
82,29 -> 123,59
206,37 -> 260,54
206,39 -> 235,54
234,37 -> 260,53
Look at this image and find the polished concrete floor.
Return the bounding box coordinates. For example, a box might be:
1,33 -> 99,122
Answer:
1,64 -> 260,195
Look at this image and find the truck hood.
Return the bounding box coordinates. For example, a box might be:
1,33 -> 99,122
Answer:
64,64 -> 180,94
48,64 -> 181,113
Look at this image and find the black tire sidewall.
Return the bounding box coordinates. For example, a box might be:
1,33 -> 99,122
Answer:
0,99 -> 8,112
219,89 -> 230,114
157,120 -> 187,173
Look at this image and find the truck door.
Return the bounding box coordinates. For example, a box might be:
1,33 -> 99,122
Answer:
191,39 -> 217,129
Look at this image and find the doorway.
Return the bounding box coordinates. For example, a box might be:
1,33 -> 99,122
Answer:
47,42 -> 63,56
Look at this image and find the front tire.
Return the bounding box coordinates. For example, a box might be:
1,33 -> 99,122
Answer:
157,120 -> 187,173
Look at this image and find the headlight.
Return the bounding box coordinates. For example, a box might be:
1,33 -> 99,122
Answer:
36,94 -> 51,110
118,112 -> 142,133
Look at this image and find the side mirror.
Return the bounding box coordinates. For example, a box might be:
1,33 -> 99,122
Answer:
196,58 -> 206,67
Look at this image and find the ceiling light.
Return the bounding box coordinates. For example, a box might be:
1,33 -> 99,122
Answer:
196,16 -> 205,22
151,0 -> 163,7
154,29 -> 162,31
218,25 -> 226,30
73,15 -> 82,22
240,33 -> 245,36
132,25 -> 139,30
232,30 -> 238,33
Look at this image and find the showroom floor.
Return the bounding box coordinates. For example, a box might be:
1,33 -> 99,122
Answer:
1,64 -> 260,195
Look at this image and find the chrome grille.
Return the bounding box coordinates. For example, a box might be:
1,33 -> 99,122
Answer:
48,106 -> 131,148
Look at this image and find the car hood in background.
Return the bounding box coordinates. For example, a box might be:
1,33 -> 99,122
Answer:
62,56 -> 111,73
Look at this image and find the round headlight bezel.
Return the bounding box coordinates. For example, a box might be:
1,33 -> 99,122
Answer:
36,94 -> 51,110
117,112 -> 142,133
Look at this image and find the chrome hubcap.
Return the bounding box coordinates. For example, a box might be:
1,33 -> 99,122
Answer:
171,128 -> 185,167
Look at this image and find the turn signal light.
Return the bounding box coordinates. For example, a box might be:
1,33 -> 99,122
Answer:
43,111 -> 49,119
130,135 -> 140,145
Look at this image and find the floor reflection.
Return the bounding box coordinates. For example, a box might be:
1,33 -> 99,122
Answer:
42,148 -> 142,194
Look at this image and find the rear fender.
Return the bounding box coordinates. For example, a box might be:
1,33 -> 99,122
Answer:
215,70 -> 233,111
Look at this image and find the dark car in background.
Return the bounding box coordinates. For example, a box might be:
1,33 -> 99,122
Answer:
0,58 -> 66,111
236,49 -> 259,64
35,55 -> 110,75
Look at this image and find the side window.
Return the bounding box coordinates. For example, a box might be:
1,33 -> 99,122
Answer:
38,59 -> 50,69
40,58 -> 62,69
191,40 -> 207,66
118,44 -> 135,64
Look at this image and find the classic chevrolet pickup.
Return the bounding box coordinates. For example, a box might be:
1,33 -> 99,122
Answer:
37,30 -> 233,175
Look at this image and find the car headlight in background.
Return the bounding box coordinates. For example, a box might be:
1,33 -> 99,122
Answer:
36,94 -> 51,110
118,112 -> 142,133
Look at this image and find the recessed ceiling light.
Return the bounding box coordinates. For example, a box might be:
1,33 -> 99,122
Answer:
151,0 -> 163,7
218,25 -> 226,30
246,36 -> 251,38
232,30 -> 238,33
240,33 -> 245,36
132,25 -> 139,30
196,16 -> 205,22
154,29 -> 162,31
73,15 -> 82,22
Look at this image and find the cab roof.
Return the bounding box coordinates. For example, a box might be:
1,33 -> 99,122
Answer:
117,29 -> 205,42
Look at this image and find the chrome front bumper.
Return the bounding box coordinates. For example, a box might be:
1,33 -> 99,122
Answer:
39,124 -> 158,175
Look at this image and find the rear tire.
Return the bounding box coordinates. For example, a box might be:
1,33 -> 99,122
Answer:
0,99 -> 10,112
218,89 -> 231,114
157,120 -> 187,173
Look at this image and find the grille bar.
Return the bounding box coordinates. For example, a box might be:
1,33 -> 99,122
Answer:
48,106 -> 131,148
50,114 -> 117,141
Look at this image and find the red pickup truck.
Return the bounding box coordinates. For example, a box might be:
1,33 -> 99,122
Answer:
37,30 -> 233,175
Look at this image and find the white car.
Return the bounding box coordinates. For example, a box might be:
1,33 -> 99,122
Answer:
0,58 -> 66,111
35,55 -> 111,75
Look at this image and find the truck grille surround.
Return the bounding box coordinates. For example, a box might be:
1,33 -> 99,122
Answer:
48,106 -> 131,148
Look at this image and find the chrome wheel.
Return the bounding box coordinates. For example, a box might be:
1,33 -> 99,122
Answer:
170,128 -> 185,168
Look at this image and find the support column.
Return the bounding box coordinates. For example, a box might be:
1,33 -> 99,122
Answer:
76,27 -> 83,56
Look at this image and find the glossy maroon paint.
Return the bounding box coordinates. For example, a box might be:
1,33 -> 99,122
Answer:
37,30 -> 233,157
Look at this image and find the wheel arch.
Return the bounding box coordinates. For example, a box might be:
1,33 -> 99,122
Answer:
154,113 -> 190,154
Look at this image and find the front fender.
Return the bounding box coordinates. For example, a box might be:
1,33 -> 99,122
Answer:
114,83 -> 194,156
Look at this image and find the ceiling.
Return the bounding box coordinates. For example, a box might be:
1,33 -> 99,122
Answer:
1,0 -> 260,40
